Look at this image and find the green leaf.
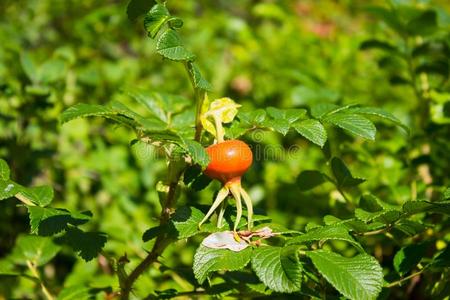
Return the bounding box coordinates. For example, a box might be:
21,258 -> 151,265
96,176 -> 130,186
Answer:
144,3 -> 170,38
324,113 -> 376,140
251,245 -> 302,293
266,107 -> 306,123
0,180 -> 20,201
181,139 -> 210,169
263,119 -> 290,135
27,207 -> 91,236
57,227 -> 107,262
394,219 -> 426,236
126,0 -> 155,21
359,194 -> 400,215
365,6 -> 405,34
331,157 -> 365,188
20,52 -> 38,82
18,185 -> 54,207
169,206 -> 205,239
156,29 -> 195,61
287,225 -> 364,252
189,62 -> 212,91
39,59 -> 66,83
57,285 -> 91,300
193,245 -> 252,284
393,243 -> 428,275
359,194 -> 384,212
415,61 -> 449,77
444,188 -> 450,200
292,119 -> 327,147
239,109 -> 267,125
348,106 -> 409,133
360,39 -> 398,53
431,247 -> 450,268
310,103 -> 339,119
296,170 -> 328,191
142,225 -> 165,242
355,209 -> 401,224
402,200 -> 450,215
60,103 -> 117,124
0,260 -> 20,276
125,89 -> 190,122
307,250 -> 383,300
11,235 -> 61,266
0,159 -> 10,180
406,10 -> 437,36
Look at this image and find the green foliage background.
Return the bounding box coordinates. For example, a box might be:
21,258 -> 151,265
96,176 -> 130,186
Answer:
0,0 -> 449,299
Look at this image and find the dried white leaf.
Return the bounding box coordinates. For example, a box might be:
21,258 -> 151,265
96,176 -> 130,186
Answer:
202,231 -> 249,252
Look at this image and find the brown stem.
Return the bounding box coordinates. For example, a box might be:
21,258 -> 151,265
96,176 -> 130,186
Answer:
120,180 -> 180,299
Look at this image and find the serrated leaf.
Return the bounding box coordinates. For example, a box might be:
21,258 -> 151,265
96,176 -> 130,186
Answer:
60,103 -> 117,124
144,3 -> 170,38
310,103 -> 340,119
189,62 -> 212,91
11,235 -> 61,266
18,185 -> 54,207
181,139 -> 209,168
402,200 -> 450,215
193,245 -> 252,284
348,106 -> 409,133
263,119 -> 290,135
238,109 -> 266,125
251,245 -> 302,293
169,206 -> 205,239
324,113 -> 376,140
156,29 -> 195,61
355,209 -> 401,224
27,207 -> 91,236
296,170 -> 328,191
57,227 -> 107,262
110,100 -> 168,131
331,157 -> 365,188
0,159 -> 10,180
292,119 -> 327,147
266,107 -> 306,124
287,225 -> 364,252
307,250 -> 383,300
393,243 -> 428,275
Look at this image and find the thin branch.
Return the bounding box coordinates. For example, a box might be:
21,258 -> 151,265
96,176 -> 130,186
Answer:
26,260 -> 54,300
386,269 -> 425,288
119,180 -> 180,300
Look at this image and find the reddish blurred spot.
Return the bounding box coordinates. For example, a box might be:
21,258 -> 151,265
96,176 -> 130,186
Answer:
231,75 -> 252,96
